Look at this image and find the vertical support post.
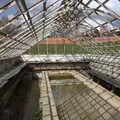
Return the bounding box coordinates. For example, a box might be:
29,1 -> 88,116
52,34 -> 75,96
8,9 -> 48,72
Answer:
47,39 -> 49,55
63,39 -> 65,54
55,38 -> 57,55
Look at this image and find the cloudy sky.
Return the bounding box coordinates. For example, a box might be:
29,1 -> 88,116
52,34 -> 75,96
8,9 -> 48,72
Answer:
0,0 -> 120,29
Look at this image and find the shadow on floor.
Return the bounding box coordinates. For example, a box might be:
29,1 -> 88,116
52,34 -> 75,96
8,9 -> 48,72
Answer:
0,70 -> 41,120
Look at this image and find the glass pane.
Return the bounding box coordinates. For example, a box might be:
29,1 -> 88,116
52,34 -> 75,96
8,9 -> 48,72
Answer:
25,0 -> 42,8
82,0 -> 89,4
85,18 -> 98,27
47,0 -> 62,13
88,0 -> 99,9
90,12 -> 109,25
105,0 -> 120,15
47,0 -> 62,7
32,14 -> 43,24
0,4 -> 20,26
29,1 -> 43,18
112,20 -> 120,28
0,0 -> 13,8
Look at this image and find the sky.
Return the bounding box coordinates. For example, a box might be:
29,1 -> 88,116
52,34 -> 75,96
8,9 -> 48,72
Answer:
0,0 -> 120,29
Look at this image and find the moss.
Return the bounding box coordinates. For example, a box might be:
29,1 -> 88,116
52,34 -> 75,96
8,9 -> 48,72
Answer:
34,105 -> 42,120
